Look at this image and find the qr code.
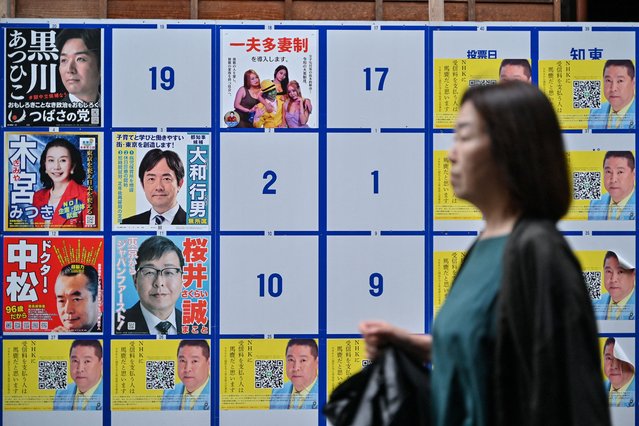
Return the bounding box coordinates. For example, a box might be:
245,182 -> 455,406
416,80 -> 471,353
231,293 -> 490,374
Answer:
583,271 -> 602,300
469,79 -> 497,87
254,359 -> 284,389
573,80 -> 601,109
573,172 -> 601,200
145,360 -> 175,390
38,361 -> 68,390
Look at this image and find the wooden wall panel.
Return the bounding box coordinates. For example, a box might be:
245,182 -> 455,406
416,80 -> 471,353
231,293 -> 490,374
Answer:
108,0 -> 190,19
290,1 -> 376,20
199,1 -> 285,20
16,0 -> 100,18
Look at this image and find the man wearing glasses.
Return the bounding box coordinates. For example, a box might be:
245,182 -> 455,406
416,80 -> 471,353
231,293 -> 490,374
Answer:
116,236 -> 184,335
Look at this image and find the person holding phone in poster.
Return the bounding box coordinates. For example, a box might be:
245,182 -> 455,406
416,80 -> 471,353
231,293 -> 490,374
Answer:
603,338 -> 635,407
115,236 -> 184,335
588,60 -> 636,129
53,340 -> 103,410
593,251 -> 635,320
55,29 -> 101,105
588,151 -> 636,220
270,339 -> 319,409
121,149 -> 186,225
360,82 -> 609,426
161,340 -> 211,410
33,138 -> 96,228
53,263 -> 102,332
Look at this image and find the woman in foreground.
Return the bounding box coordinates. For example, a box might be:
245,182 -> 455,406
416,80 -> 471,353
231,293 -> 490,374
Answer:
360,82 -> 610,426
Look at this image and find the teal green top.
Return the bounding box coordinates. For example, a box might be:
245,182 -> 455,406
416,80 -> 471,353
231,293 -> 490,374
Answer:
432,235 -> 508,426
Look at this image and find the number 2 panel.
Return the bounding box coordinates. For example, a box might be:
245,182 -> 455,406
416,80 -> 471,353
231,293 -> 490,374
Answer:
111,28 -> 212,128
326,29 -> 426,129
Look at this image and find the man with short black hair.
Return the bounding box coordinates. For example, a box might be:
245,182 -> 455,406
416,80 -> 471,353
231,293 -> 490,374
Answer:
269,339 -> 319,409
588,60 -> 636,129
53,263 -> 101,332
161,340 -> 211,410
499,59 -> 532,83
121,149 -> 186,225
53,340 -> 103,410
603,338 -> 635,407
588,151 -> 636,220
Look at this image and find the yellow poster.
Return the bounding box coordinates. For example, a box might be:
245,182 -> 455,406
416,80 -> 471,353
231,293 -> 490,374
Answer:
433,251 -> 467,316
326,339 -> 368,395
433,150 -> 481,220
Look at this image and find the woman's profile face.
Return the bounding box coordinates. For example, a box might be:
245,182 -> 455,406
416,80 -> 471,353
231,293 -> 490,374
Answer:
448,101 -> 497,204
250,73 -> 260,87
275,68 -> 287,82
45,146 -> 73,185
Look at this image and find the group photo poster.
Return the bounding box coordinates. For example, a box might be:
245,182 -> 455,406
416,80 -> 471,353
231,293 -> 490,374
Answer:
112,132 -> 210,230
5,27 -> 103,127
220,29 -> 318,129
111,339 -> 211,411
220,338 -> 319,410
538,30 -> 636,130
3,236 -> 104,333
3,339 -> 104,411
5,131 -> 100,231
112,235 -> 211,335
432,29 -> 532,129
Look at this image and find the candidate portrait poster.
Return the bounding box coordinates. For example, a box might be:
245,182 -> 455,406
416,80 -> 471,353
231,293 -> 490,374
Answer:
3,236 -> 104,333
5,131 -> 100,231
5,27 -> 103,127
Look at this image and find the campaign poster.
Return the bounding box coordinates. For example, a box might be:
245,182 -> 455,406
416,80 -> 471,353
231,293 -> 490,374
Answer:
112,235 -> 211,335
562,133 -> 635,230
3,236 -> 104,333
111,339 -> 211,411
220,338 -> 320,410
326,339 -> 368,396
5,27 -> 102,127
5,131 -> 100,231
112,132 -> 210,230
220,29 -> 318,129
598,336 -> 635,420
3,339 -> 104,411
432,29 -> 531,129
432,235 -> 473,317
538,30 -> 635,130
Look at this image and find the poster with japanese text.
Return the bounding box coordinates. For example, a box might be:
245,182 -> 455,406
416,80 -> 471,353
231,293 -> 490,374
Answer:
326,339 -> 368,395
569,235 -> 635,334
432,29 -> 531,128
220,29 -> 318,129
3,236 -> 104,333
220,338 -> 319,410
5,27 -> 102,127
432,235 -> 473,316
3,339 -> 104,411
5,131 -> 100,231
112,235 -> 211,335
111,339 -> 211,410
598,336 -> 635,424
562,133 -> 635,232
538,30 -> 635,130
112,132 -> 210,230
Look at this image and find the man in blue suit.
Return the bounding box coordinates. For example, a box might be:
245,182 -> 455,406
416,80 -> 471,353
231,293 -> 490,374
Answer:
588,151 -> 635,220
270,339 -> 319,410
53,340 -> 103,410
603,337 -> 635,407
593,251 -> 635,320
161,340 -> 210,410
588,60 -> 635,129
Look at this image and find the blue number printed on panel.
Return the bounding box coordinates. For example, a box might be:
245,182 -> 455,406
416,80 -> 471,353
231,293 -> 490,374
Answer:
149,66 -> 175,90
258,273 -> 283,297
363,67 -> 389,91
369,272 -> 383,297
262,170 -> 277,195
371,170 -> 379,194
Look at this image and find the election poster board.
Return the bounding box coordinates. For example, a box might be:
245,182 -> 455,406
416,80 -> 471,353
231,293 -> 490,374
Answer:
0,20 -> 638,426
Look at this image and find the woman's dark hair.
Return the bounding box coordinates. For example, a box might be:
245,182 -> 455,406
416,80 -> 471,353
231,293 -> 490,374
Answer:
39,138 -> 86,188
274,65 -> 289,95
460,81 -> 570,222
